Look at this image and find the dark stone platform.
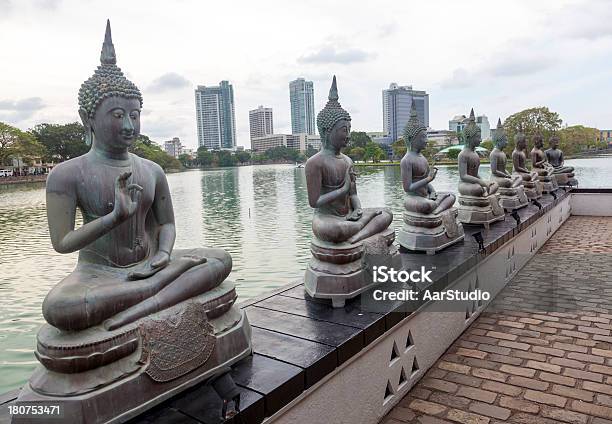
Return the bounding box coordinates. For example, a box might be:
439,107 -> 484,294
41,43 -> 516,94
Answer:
0,188 -> 581,424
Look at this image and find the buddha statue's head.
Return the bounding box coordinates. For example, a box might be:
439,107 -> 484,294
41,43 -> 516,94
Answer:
463,108 -> 481,149
78,20 -> 143,151
317,76 -> 351,151
515,131 -> 527,151
493,118 -> 507,150
549,134 -> 560,149
533,131 -> 544,149
403,98 -> 428,153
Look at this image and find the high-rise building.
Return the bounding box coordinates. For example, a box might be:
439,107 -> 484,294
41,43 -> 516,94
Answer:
249,106 -> 274,141
163,137 -> 183,158
382,83 -> 429,143
289,78 -> 316,135
195,81 -> 237,150
449,113 -> 491,140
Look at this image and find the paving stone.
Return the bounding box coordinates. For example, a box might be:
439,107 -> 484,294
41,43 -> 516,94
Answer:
523,390 -> 568,407
498,396 -> 540,413
468,402 -> 511,420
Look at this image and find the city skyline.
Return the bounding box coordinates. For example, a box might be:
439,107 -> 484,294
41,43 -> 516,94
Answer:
2,0 -> 611,150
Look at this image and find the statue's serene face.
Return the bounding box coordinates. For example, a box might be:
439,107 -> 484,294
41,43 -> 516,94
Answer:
329,119 -> 351,151
496,137 -> 507,150
551,138 -> 559,149
468,132 -> 481,149
412,130 -> 427,152
90,97 -> 141,150
516,137 -> 526,150
534,137 -> 543,149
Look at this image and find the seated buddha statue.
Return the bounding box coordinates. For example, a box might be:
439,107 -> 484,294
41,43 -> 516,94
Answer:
512,132 -> 541,199
456,109 -> 504,228
397,100 -> 463,254
16,22 -> 251,418
530,132 -> 557,193
304,76 -> 396,307
545,135 -> 577,186
489,118 -> 528,210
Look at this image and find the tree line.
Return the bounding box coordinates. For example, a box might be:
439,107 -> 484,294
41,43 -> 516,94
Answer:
1,107 -> 604,172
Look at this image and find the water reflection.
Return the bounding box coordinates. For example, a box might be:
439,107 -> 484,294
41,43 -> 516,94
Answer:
0,157 -> 609,393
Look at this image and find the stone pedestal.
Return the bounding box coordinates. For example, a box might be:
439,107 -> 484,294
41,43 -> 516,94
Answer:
397,208 -> 464,255
514,174 -> 541,200
457,194 -> 505,229
12,281 -> 252,424
536,173 -> 555,193
497,186 -> 529,211
553,173 -> 578,187
304,228 -> 398,308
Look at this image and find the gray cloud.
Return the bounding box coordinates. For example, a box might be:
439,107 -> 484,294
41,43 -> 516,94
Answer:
485,55 -> 553,78
439,68 -> 473,89
0,97 -> 45,121
147,72 -> 191,93
298,46 -> 375,65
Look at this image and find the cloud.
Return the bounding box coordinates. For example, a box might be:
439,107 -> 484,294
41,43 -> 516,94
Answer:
298,46 -> 375,65
377,22 -> 398,38
485,55 -> 553,78
0,97 -> 45,121
546,0 -> 612,40
439,68 -> 473,89
147,72 -> 191,93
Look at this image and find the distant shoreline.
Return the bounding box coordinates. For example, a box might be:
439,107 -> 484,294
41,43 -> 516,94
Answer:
0,175 -> 47,186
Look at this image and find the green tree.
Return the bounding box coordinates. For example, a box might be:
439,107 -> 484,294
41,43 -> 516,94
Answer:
197,146 -> 215,167
178,153 -> 193,168
305,144 -> 319,158
503,107 -> 562,152
0,122 -> 46,166
349,131 -> 371,149
217,150 -> 236,167
347,146 -> 365,161
129,134 -> 181,170
364,142 -> 385,163
30,122 -> 88,162
480,140 -> 494,152
391,138 -> 407,158
235,151 -> 251,164
447,149 -> 460,160
558,125 -> 600,155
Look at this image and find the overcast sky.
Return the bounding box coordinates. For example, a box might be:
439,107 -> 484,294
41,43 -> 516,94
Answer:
1,0 -> 611,149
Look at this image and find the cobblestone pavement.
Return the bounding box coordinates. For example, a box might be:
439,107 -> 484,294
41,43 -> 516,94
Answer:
384,216 -> 612,424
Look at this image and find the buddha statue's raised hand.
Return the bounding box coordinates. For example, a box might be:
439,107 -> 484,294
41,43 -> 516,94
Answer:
112,171 -> 142,221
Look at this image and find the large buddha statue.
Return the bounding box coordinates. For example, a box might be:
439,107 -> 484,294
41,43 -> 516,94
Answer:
512,131 -> 541,199
13,21 -> 251,424
456,109 -> 505,228
489,118 -> 528,210
545,134 -> 578,187
530,131 -> 557,193
304,76 -> 396,307
397,100 -> 463,254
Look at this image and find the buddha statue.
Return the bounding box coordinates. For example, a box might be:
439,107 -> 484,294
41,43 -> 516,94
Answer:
397,99 -> 463,254
512,131 -> 541,199
13,21 -> 251,423
530,131 -> 557,193
456,109 -> 505,229
304,76 -> 396,308
545,134 -> 578,187
489,118 -> 528,210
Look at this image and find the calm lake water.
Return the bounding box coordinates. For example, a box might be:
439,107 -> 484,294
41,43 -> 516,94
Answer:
0,156 -> 610,393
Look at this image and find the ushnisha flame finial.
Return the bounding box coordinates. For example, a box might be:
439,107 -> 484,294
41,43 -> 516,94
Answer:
316,75 -> 351,139
403,98 -> 428,144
